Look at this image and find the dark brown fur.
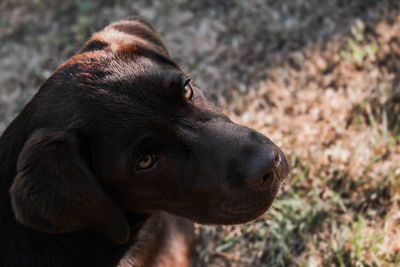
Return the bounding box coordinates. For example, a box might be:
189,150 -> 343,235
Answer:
0,16 -> 289,266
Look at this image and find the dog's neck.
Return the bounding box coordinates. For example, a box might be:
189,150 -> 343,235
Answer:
0,110 -> 30,190
1,198 -> 149,267
0,109 -> 151,267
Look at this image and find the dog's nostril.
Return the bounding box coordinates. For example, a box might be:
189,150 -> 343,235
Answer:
245,144 -> 281,190
249,169 -> 275,189
274,152 -> 281,167
262,171 -> 275,183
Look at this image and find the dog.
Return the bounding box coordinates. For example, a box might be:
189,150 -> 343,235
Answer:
0,16 -> 289,266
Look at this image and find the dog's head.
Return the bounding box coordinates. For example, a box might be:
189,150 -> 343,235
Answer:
9,17 -> 289,244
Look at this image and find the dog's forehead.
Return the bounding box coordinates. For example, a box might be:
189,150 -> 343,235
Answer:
59,48 -> 185,97
106,55 -> 184,87
103,58 -> 188,105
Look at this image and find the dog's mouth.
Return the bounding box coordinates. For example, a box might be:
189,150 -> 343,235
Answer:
219,153 -> 289,223
195,173 -> 283,225
228,184 -> 282,220
193,149 -> 289,225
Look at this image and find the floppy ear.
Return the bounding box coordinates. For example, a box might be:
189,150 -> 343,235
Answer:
10,130 -> 129,244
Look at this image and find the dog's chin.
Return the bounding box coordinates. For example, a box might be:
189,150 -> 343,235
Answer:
223,200 -> 276,224
191,205 -> 270,225
214,181 -> 283,224
220,207 -> 271,225
186,193 -> 277,225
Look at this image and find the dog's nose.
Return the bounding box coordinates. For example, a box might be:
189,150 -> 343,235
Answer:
246,144 -> 282,190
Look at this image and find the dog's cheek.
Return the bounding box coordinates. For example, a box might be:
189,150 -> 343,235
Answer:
134,160 -> 184,200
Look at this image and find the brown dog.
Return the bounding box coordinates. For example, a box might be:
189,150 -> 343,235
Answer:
0,17 -> 289,266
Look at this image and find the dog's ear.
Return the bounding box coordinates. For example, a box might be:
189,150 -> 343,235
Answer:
10,130 -> 129,244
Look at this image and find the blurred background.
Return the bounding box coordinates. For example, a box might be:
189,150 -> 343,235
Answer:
1,0 -> 399,266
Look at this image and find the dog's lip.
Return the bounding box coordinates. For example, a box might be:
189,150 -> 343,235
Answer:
224,203 -> 269,215
218,175 -> 283,222
222,189 -> 280,215
216,201 -> 272,223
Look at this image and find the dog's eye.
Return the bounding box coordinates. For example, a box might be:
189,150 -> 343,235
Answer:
183,80 -> 193,100
137,154 -> 158,169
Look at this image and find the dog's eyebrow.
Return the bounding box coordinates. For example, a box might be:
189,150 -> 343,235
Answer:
162,70 -> 186,89
136,47 -> 179,70
142,70 -> 186,94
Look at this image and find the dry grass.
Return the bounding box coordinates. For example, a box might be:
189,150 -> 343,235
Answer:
206,13 -> 400,267
1,0 -> 399,266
